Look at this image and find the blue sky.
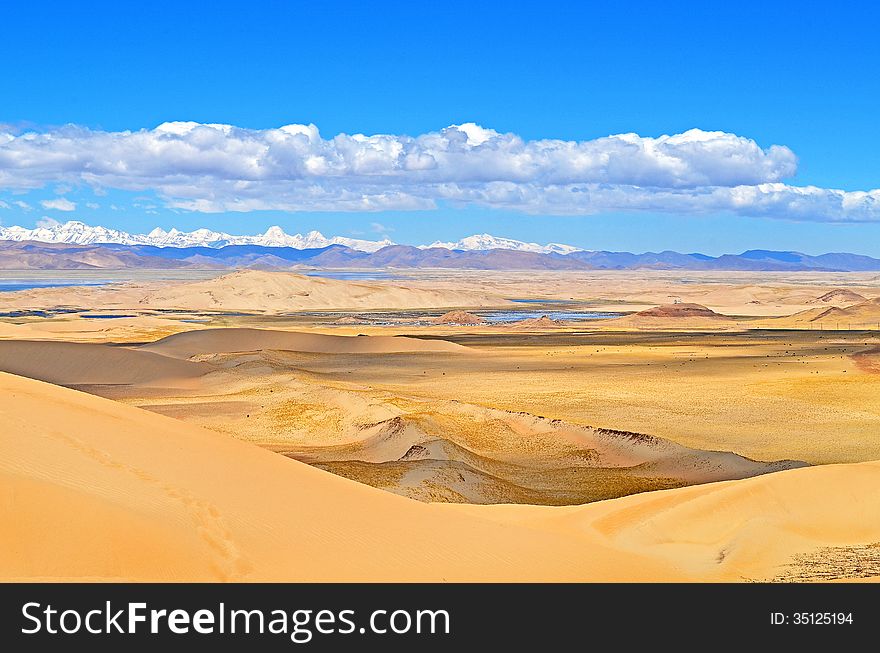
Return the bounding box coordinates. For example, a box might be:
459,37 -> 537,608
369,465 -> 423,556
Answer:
2,1 -> 880,254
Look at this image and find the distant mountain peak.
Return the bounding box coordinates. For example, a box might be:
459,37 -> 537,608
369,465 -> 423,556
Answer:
0,220 -> 394,252
0,221 -> 584,255
423,233 -> 584,255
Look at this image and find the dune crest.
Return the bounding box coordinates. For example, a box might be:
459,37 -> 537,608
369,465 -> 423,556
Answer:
140,327 -> 469,358
0,340 -> 209,386
810,288 -> 867,304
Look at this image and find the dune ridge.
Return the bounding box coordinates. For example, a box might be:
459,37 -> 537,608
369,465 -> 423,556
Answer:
0,340 -> 209,385
140,327 -> 470,358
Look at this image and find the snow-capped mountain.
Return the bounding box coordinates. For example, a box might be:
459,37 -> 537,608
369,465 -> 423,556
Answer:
424,233 -> 583,255
0,221 -> 584,254
0,221 -> 151,246
0,221 -> 394,253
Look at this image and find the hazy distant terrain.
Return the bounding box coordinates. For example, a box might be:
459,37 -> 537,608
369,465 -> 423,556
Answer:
4,239 -> 880,271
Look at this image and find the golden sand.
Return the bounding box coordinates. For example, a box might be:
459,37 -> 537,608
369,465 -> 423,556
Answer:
1,372 -> 878,582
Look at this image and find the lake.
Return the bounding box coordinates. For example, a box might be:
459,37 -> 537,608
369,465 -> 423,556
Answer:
303,271 -> 399,280
481,310 -> 621,323
0,281 -> 108,292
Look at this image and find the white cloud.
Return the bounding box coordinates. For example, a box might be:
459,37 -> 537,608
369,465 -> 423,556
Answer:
40,197 -> 77,211
370,221 -> 394,234
86,202 -> 100,209
0,121 -> 875,221
36,216 -> 60,228
0,200 -> 8,209
14,200 -> 33,211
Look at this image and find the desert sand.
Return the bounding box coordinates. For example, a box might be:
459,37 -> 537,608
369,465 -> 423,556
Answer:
2,371 -> 878,582
1,268 -> 879,581
0,340 -> 209,386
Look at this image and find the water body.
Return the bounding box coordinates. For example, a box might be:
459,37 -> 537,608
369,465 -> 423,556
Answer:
508,298 -> 578,305
0,281 -> 108,292
80,314 -> 137,319
481,310 -> 621,323
303,271 -> 399,281
0,309 -> 80,318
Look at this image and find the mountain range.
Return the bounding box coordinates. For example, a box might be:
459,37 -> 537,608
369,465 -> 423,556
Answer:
2,239 -> 880,271
0,221 -> 395,252
1,220 -> 880,271
0,221 -> 580,254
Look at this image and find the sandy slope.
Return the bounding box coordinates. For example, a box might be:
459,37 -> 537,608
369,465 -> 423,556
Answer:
141,327 -> 470,358
1,371 -> 878,582
0,315 -> 196,344
0,340 -> 210,385
0,372 -> 670,582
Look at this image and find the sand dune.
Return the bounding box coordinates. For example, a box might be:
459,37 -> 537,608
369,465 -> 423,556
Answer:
811,297 -> 880,324
0,321 -> 38,339
119,343 -> 803,506
141,327 -> 469,358
0,372 -> 669,581
288,402 -> 804,485
0,270 -> 507,313
0,340 -> 210,386
768,297 -> 880,329
555,459 -> 880,582
810,289 -> 867,304
141,270 -> 507,311
0,315 -> 192,344
2,371 -> 878,582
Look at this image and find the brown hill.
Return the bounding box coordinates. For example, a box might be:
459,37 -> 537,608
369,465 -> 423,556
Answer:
602,302 -> 738,330
635,303 -> 727,319
0,240 -> 191,270
430,310 -> 486,325
509,315 -> 565,329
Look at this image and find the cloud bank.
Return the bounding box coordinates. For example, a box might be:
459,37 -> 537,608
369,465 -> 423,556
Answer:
0,122 -> 877,221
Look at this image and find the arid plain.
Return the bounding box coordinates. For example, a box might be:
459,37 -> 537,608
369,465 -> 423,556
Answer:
2,268 -> 880,581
